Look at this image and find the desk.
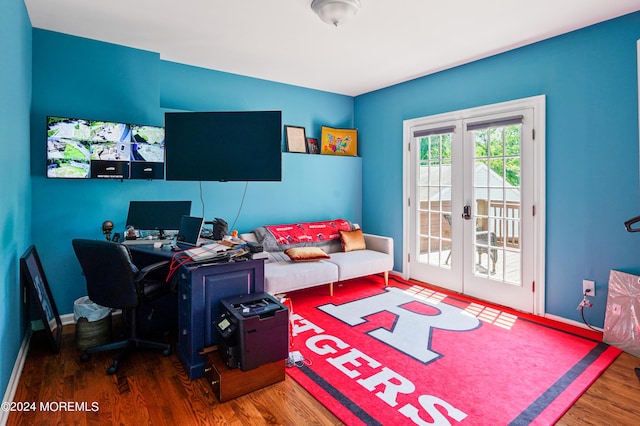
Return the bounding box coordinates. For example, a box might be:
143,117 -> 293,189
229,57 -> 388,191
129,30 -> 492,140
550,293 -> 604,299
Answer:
128,245 -> 265,379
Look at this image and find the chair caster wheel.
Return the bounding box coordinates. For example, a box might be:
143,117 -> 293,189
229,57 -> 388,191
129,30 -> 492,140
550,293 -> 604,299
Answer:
80,352 -> 90,362
162,347 -> 171,357
107,362 -> 119,375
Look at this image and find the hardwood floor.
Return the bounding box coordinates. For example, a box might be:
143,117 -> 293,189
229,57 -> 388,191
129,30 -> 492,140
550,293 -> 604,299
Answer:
7,326 -> 340,426
7,320 -> 640,425
558,350 -> 640,425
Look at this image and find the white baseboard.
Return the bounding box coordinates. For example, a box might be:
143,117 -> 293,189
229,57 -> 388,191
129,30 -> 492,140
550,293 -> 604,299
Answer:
0,328 -> 32,426
30,312 -> 76,331
60,312 -> 76,326
544,312 -> 603,333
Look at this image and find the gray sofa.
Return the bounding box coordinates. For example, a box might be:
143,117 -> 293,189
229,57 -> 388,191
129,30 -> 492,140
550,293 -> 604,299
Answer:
240,222 -> 394,296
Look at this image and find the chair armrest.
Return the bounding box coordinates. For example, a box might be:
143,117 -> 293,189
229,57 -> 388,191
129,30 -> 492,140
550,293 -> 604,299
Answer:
363,233 -> 394,255
135,260 -> 170,283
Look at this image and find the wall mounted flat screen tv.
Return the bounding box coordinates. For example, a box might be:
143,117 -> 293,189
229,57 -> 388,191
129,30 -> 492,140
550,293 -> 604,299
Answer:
164,111 -> 282,182
46,116 -> 164,179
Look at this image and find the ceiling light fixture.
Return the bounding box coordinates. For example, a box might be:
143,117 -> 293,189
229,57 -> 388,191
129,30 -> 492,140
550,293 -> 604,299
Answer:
311,0 -> 361,27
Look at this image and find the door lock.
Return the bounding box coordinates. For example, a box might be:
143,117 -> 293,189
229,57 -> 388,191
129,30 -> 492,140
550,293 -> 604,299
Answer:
462,205 -> 472,220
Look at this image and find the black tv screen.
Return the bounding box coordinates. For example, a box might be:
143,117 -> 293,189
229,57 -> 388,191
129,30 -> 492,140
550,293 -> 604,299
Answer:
46,116 -> 164,179
164,111 -> 282,181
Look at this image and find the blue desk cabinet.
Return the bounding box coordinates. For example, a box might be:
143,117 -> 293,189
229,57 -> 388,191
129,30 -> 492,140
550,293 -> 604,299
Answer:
176,259 -> 265,379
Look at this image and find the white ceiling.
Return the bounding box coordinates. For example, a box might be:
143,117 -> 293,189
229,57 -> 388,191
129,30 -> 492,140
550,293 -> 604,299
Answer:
24,0 -> 640,96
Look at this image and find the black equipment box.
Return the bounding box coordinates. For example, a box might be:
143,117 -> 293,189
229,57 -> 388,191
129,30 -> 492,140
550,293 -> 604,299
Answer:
246,241 -> 263,253
217,292 -> 288,371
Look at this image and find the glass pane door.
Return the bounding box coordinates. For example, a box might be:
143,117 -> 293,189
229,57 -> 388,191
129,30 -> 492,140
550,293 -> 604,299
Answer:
463,108 -> 535,313
471,124 -> 521,285
417,132 -> 453,269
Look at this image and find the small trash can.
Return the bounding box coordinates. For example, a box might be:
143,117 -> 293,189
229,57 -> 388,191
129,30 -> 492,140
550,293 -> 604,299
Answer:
74,296 -> 112,351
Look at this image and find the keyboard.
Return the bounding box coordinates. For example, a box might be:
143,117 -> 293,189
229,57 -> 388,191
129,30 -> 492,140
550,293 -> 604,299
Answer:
122,239 -> 172,246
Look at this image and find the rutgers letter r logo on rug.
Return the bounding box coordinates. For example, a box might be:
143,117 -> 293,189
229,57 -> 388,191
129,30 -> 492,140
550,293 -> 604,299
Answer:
319,287 -> 480,363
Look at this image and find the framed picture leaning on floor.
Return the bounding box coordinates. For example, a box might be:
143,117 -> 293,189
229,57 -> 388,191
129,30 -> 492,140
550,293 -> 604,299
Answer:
20,245 -> 62,353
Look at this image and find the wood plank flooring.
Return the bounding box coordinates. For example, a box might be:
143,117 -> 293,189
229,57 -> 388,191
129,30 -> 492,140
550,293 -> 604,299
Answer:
7,317 -> 640,425
7,326 -> 339,426
558,350 -> 640,425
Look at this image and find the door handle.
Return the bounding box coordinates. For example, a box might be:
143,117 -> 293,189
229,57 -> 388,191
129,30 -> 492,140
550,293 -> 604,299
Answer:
462,205 -> 472,220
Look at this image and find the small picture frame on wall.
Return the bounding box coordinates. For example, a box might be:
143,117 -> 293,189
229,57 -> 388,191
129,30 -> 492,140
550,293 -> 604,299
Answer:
306,138 -> 320,154
285,125 -> 308,153
320,126 -> 358,156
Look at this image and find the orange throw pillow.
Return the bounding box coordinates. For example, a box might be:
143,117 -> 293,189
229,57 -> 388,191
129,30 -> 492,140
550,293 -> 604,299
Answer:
284,247 -> 330,262
340,229 -> 366,252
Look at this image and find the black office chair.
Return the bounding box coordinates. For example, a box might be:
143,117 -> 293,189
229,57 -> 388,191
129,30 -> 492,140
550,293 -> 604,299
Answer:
72,238 -> 172,375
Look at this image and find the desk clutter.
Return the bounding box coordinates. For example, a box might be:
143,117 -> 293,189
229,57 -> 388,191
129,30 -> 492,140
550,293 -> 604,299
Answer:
166,238 -> 253,281
178,238 -> 249,262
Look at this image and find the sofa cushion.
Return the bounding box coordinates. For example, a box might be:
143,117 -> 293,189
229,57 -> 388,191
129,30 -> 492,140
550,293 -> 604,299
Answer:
327,249 -> 394,281
284,247 -> 331,262
339,229 -> 366,252
264,260 -> 339,294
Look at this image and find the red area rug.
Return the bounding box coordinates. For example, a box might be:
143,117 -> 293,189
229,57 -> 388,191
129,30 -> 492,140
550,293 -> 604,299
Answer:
284,275 -> 620,426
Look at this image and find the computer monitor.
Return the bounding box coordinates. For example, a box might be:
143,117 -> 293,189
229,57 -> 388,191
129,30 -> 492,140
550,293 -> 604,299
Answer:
125,201 -> 192,238
176,216 -> 204,246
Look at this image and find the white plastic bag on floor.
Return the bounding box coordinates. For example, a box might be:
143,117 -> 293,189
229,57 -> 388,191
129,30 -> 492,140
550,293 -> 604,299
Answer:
603,270 -> 640,357
73,296 -> 111,322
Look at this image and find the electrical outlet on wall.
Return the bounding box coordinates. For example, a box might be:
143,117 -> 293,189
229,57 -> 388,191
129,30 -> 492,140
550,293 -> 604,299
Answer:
583,279 -> 595,297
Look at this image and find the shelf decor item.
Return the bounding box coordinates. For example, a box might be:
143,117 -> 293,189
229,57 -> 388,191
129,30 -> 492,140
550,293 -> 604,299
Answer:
320,126 -> 357,156
306,138 -> 320,154
285,125 -> 308,153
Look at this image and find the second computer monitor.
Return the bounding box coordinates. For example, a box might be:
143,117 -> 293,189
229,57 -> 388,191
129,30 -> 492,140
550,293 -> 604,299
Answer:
125,200 -> 192,233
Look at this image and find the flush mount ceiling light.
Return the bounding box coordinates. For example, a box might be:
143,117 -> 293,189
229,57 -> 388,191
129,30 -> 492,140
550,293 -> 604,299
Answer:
311,0 -> 361,27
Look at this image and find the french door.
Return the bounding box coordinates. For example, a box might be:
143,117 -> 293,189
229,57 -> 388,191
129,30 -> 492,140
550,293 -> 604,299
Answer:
403,96 -> 545,314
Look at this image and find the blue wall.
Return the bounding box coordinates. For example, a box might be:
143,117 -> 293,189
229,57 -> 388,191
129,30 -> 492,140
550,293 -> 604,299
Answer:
0,0 -> 31,402
356,12 -> 640,326
30,30 -> 357,316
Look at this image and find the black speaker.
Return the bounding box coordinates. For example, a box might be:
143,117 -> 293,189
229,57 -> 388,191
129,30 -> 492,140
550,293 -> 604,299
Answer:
212,218 -> 228,240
